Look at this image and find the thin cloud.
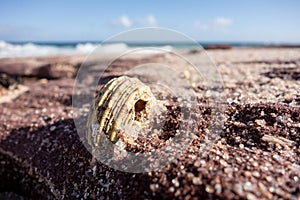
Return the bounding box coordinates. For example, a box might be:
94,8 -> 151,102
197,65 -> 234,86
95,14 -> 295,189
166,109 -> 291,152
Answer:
136,14 -> 158,26
194,17 -> 233,32
194,21 -> 208,31
119,15 -> 132,28
214,17 -> 233,27
115,14 -> 158,28
145,15 -> 157,26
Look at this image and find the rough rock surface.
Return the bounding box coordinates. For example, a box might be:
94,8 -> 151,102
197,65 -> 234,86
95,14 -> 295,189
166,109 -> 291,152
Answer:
0,48 -> 299,199
0,55 -> 84,79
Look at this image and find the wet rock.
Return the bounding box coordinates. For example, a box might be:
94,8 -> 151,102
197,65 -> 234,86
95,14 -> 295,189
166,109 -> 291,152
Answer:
203,44 -> 232,50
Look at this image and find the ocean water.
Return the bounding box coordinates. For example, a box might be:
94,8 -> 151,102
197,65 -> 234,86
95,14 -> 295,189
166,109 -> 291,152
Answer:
0,40 -> 264,58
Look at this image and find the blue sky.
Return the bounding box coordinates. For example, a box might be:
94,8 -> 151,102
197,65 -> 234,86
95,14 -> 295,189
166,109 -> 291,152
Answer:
0,0 -> 299,42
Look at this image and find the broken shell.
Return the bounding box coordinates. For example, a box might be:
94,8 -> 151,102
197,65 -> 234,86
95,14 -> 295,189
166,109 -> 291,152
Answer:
87,76 -> 157,146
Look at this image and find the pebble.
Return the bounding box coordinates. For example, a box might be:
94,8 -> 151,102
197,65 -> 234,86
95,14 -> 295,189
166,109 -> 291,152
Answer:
174,190 -> 181,197
168,187 -> 175,193
224,167 -> 233,173
223,152 -> 229,160
246,193 -> 257,200
244,171 -> 251,177
276,115 -> 284,123
233,183 -> 243,196
255,119 -> 266,126
252,171 -> 260,178
272,154 -> 284,162
194,160 -> 200,167
215,184 -> 222,194
192,177 -> 202,185
205,185 -> 214,193
150,184 -> 159,192
172,178 -> 180,187
50,126 -> 56,131
200,160 -> 206,165
244,181 -> 253,191
266,176 -> 273,182
220,159 -> 228,166
92,165 -> 97,176
253,161 -> 259,167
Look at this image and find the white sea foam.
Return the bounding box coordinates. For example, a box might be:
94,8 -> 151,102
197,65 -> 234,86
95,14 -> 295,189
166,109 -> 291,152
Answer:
76,43 -> 173,54
0,40 -> 173,58
0,40 -> 73,58
87,43 -> 129,54
75,43 -> 97,54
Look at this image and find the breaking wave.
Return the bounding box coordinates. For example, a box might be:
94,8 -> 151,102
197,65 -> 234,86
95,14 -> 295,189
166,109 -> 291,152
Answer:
0,41 -> 173,58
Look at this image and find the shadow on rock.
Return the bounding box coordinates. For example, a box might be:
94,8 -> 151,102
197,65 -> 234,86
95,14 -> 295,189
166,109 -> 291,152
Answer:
0,118 -> 152,199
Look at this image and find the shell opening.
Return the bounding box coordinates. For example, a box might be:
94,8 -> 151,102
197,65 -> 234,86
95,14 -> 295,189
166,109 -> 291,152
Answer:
134,99 -> 147,122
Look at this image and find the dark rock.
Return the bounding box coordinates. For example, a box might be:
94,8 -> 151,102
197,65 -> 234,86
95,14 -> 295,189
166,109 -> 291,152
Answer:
0,73 -> 21,88
262,66 -> 300,81
203,44 -> 232,50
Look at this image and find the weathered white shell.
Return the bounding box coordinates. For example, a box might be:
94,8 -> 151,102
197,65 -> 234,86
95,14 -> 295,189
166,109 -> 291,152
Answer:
87,76 -> 156,146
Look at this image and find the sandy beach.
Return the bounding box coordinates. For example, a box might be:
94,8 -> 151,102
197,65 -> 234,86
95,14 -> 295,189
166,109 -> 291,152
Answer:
0,47 -> 299,199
